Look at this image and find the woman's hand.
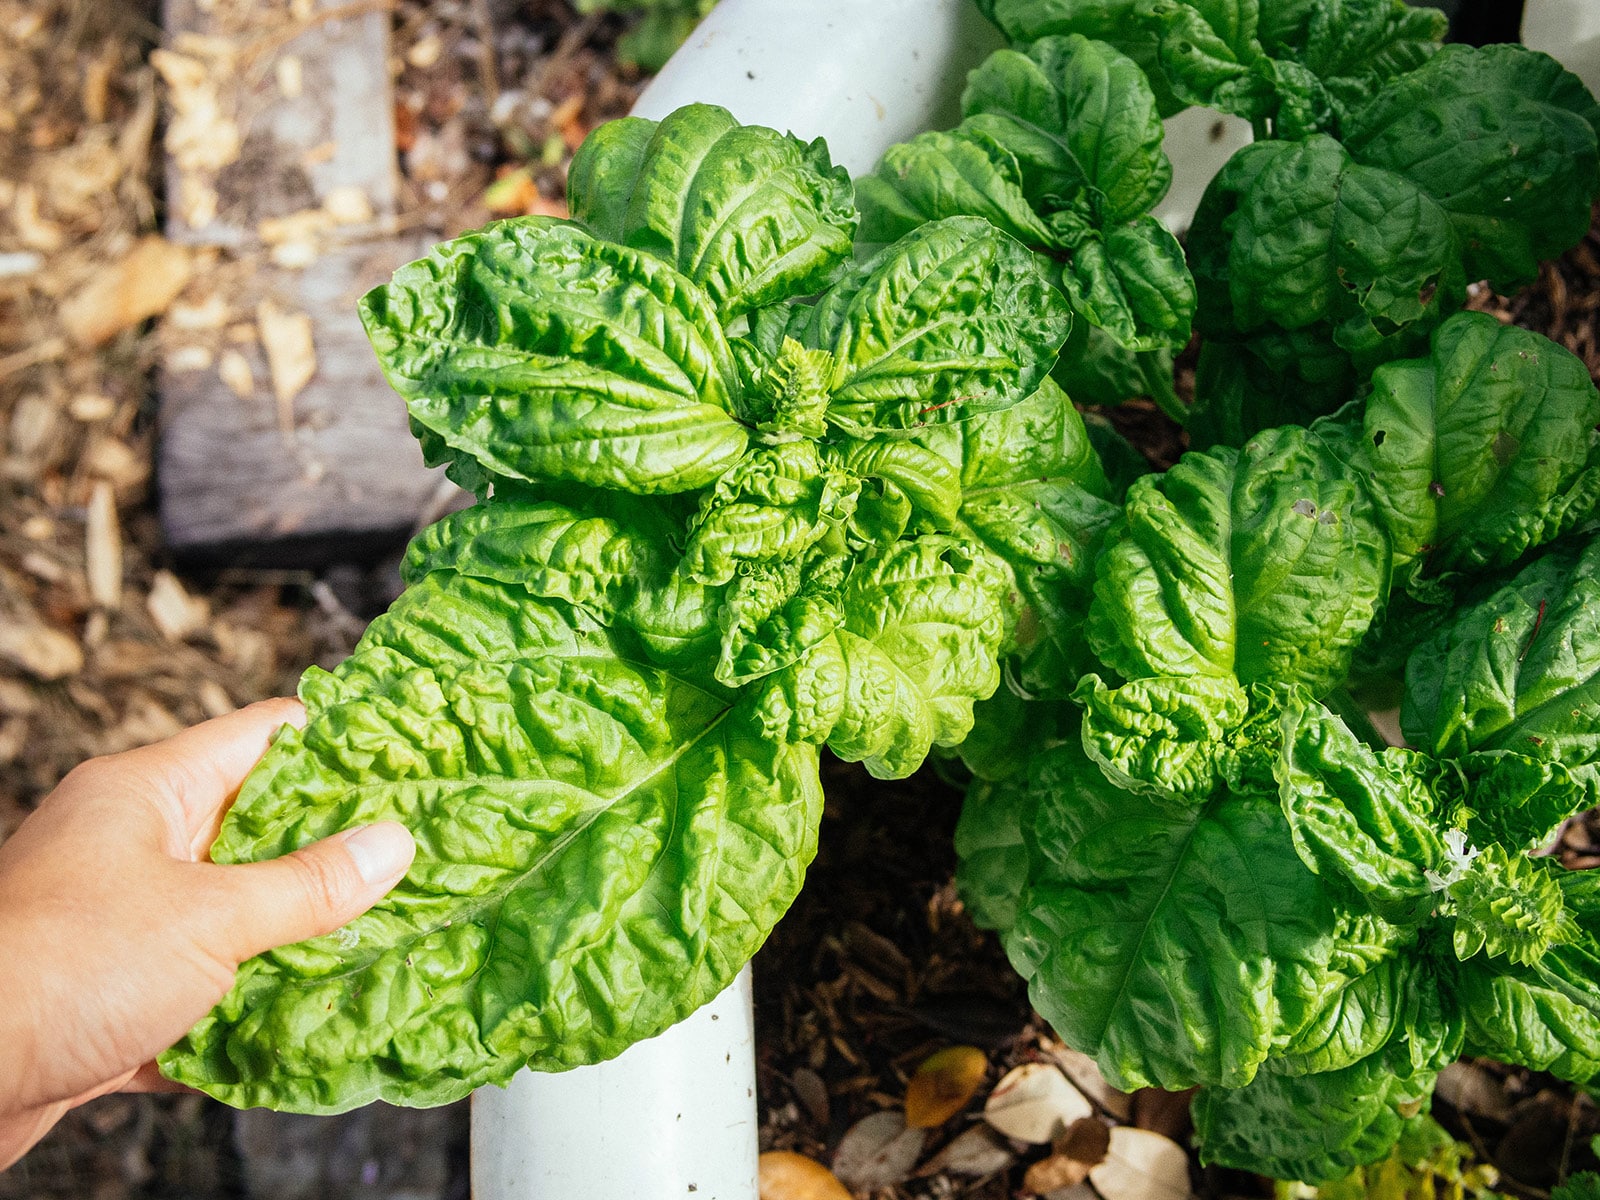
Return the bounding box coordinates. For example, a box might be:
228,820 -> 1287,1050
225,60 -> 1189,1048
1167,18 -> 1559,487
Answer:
0,698 -> 414,1169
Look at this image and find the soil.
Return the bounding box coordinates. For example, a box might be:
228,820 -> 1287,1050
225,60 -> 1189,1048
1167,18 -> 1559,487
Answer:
3,2 -> 1600,1197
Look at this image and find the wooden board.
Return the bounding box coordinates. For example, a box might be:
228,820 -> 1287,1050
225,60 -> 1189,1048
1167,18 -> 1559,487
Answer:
157,239 -> 455,561
157,0 -> 450,563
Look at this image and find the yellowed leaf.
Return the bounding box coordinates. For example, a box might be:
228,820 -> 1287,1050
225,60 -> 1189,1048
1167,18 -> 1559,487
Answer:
86,480 -> 122,610
257,299 -> 316,427
905,1045 -> 988,1129
758,1151 -> 853,1200
61,236 -> 194,347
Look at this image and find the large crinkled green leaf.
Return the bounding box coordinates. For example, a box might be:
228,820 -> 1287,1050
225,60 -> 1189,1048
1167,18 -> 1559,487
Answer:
922,379 -> 1118,690
854,130 -> 1057,249
954,769 -> 1039,933
961,36 -> 1172,225
1057,213 -> 1194,353
1343,44 -> 1600,289
158,571 -> 823,1112
1270,912 -> 1418,1078
360,218 -> 748,495
794,216 -> 1070,434
1357,312 -> 1600,574
399,498 -> 654,618
825,437 -> 963,536
1008,738 -> 1340,1091
567,103 -> 857,319
1402,538 -> 1600,800
713,553 -> 845,689
1274,0 -> 1444,120
975,0 -> 1181,115
1087,425 -> 1390,694
1193,137 -> 1462,356
1193,1054 -> 1432,1184
821,536 -> 1010,778
1276,697 -> 1444,919
682,441 -> 859,586
1077,672 -> 1249,803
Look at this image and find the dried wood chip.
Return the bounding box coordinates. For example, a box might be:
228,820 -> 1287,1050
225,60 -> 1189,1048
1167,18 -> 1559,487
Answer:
1088,1127 -> 1191,1200
147,570 -> 210,641
198,680 -> 237,719
0,619 -> 83,680
984,1063 -> 1092,1145
219,349 -> 255,398
60,236 -> 195,347
757,1150 -> 852,1200
790,1066 -> 830,1127
85,479 -> 123,609
68,393 -> 117,422
257,299 -> 317,428
832,1111 -> 927,1190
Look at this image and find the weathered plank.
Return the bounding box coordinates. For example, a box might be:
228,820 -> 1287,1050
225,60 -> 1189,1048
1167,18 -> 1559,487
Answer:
157,0 -> 449,563
157,239 -> 453,560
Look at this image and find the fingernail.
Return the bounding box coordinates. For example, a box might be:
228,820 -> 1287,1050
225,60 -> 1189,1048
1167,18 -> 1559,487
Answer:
342,822 -> 415,885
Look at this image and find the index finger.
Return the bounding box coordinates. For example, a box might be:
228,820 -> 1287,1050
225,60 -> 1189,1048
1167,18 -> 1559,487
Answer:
120,698 -> 306,852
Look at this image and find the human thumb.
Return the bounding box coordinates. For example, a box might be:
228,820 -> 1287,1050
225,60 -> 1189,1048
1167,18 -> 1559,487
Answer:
215,822 -> 415,962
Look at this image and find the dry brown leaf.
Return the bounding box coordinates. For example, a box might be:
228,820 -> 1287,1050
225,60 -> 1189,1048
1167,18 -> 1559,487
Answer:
1044,1043 -> 1131,1120
147,570 -> 210,641
1088,1127 -> 1191,1200
257,299 -> 316,427
833,1111 -> 927,1190
905,1045 -> 988,1128
757,1151 -> 852,1200
984,1063 -> 1092,1145
0,620 -> 83,680
60,235 -> 194,347
917,1125 -> 1014,1178
85,479 -> 123,609
1023,1152 -> 1089,1196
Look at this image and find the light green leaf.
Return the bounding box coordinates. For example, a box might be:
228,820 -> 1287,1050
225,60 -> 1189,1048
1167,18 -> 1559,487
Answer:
1077,672 -> 1250,803
1010,738 -> 1341,1090
567,104 -> 857,319
682,441 -> 859,586
1357,312 -> 1600,573
1058,214 -> 1195,353
1088,425 -> 1390,693
854,129 -> 1057,248
1276,698 -> 1444,918
360,218 -> 748,495
159,572 -> 823,1112
796,217 -> 1071,434
823,536 -> 1010,779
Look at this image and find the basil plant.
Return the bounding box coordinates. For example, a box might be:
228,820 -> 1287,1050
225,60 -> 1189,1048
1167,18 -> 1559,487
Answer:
157,104 -> 1113,1112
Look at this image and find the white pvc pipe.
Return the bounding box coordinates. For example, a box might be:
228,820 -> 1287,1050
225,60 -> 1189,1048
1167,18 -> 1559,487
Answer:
471,966 -> 759,1198
633,0 -> 1005,173
472,8 -> 995,1198
1522,0 -> 1600,99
